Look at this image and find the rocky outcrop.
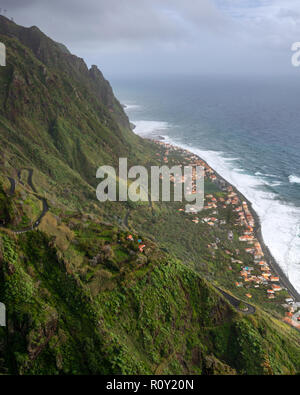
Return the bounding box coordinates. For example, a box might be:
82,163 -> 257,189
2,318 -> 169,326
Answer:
0,15 -> 129,127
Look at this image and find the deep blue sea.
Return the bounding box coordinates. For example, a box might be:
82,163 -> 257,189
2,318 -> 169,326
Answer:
111,75 -> 300,293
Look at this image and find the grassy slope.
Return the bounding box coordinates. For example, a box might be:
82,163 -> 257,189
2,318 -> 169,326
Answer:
0,225 -> 299,375
0,17 -> 158,212
0,17 -> 299,375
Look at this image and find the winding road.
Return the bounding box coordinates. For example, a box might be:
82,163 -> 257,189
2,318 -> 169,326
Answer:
215,286 -> 256,315
2,169 -> 49,234
7,177 -> 15,195
123,210 -> 130,228
18,168 -> 37,193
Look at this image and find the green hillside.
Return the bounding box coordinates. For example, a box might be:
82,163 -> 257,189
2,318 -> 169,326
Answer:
0,15 -> 157,211
0,16 -> 300,375
1,224 -> 300,375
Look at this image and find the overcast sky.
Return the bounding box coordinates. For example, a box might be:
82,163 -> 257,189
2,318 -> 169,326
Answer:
1,0 -> 300,77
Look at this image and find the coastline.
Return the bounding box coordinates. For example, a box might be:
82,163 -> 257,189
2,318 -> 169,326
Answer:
211,159 -> 300,303
148,135 -> 300,303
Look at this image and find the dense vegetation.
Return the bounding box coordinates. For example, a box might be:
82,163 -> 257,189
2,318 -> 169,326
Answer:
0,16 -> 299,375
1,226 -> 299,375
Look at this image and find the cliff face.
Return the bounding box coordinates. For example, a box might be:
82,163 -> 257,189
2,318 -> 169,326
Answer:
0,15 -> 141,197
0,16 -> 122,112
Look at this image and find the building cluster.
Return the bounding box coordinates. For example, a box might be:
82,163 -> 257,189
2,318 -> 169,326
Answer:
154,140 -> 300,329
154,140 -> 218,183
127,235 -> 146,253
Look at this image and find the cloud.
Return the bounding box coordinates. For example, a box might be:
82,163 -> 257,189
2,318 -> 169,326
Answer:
1,0 -> 227,47
1,0 -> 300,75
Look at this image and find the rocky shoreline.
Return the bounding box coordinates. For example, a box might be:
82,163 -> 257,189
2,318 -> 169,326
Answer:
214,163 -> 300,303
152,137 -> 300,304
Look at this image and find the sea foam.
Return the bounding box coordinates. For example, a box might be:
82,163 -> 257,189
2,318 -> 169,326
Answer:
125,104 -> 300,293
171,142 -> 300,294
124,104 -> 141,111
133,120 -> 171,137
289,175 -> 300,184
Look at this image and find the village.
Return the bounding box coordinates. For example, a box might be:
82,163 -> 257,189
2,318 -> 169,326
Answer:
154,139 -> 300,329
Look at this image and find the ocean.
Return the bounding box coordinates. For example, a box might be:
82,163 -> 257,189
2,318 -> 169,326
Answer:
111,75 -> 300,294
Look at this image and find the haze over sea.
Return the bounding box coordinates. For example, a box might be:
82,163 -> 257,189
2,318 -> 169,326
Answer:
112,75 -> 300,293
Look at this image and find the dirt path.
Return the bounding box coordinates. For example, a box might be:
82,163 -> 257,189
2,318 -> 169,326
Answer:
123,210 -> 130,228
